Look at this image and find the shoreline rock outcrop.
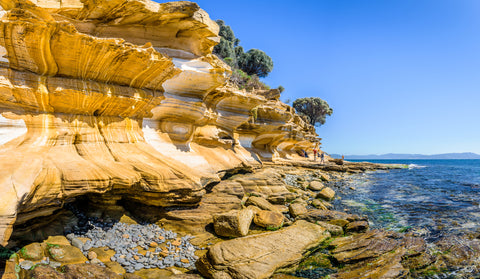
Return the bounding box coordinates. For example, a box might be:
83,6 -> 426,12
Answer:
196,220 -> 330,279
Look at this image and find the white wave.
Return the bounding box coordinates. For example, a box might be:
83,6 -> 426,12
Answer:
408,164 -> 426,169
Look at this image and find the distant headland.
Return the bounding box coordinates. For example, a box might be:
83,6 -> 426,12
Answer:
330,152 -> 480,160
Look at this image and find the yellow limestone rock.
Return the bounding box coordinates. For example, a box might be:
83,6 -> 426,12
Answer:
0,0 -> 321,246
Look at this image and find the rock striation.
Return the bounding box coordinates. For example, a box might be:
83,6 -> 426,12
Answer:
196,220 -> 330,279
0,0 -> 319,246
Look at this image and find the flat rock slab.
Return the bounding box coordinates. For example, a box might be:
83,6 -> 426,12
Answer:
329,230 -> 431,279
196,220 -> 330,279
298,209 -> 365,224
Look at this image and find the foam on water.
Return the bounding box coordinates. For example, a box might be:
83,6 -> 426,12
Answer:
408,163 -> 427,169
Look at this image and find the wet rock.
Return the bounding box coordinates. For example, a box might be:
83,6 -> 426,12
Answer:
254,210 -> 284,230
433,235 -> 480,271
311,199 -> 328,210
298,209 -> 365,228
331,230 -> 403,264
196,220 -> 331,279
331,247 -> 409,279
213,209 -> 254,237
327,230 -> 435,278
316,187 -> 336,201
345,221 -> 369,233
316,221 -> 343,236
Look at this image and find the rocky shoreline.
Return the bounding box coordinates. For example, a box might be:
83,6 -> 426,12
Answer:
0,161 -> 435,277
1,1 -> 477,278
1,160 -> 479,278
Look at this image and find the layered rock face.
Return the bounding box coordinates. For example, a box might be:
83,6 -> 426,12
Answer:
0,0 -> 319,245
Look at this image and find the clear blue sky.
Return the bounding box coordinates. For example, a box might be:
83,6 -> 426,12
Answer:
158,0 -> 480,155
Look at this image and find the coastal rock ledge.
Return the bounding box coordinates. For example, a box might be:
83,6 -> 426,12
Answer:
0,0 -> 319,246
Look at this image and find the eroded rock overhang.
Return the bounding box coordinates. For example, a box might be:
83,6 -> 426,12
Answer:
0,0 -> 320,246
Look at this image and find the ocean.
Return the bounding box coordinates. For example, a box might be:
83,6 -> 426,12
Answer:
333,159 -> 480,240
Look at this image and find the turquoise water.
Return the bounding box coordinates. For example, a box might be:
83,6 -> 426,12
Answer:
334,159 -> 480,239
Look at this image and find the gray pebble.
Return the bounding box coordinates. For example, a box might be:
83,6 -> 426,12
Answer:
71,237 -> 84,250
134,263 -> 144,270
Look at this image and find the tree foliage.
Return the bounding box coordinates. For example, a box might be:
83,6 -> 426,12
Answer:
214,38 -> 236,66
293,97 -> 333,127
213,20 -> 273,78
229,69 -> 269,91
238,49 -> 273,78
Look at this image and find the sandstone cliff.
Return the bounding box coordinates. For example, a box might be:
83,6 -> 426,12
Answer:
0,0 -> 319,246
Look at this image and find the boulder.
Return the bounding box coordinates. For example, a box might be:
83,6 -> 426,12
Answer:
311,199 -> 328,210
18,242 -> 44,261
213,209 -> 254,237
47,245 -> 88,264
273,205 -> 289,214
196,220 -> 331,279
309,181 -> 325,191
316,187 -> 336,201
288,203 -> 308,218
318,173 -> 330,181
267,195 -> 287,205
254,210 -> 285,230
245,196 -> 278,212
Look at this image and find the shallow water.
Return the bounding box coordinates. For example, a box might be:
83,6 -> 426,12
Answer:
333,159 -> 480,240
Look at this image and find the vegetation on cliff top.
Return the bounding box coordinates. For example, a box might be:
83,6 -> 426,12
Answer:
214,21 -> 333,128
214,20 -> 278,91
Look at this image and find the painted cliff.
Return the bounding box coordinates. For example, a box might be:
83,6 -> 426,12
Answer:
0,0 -> 319,245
